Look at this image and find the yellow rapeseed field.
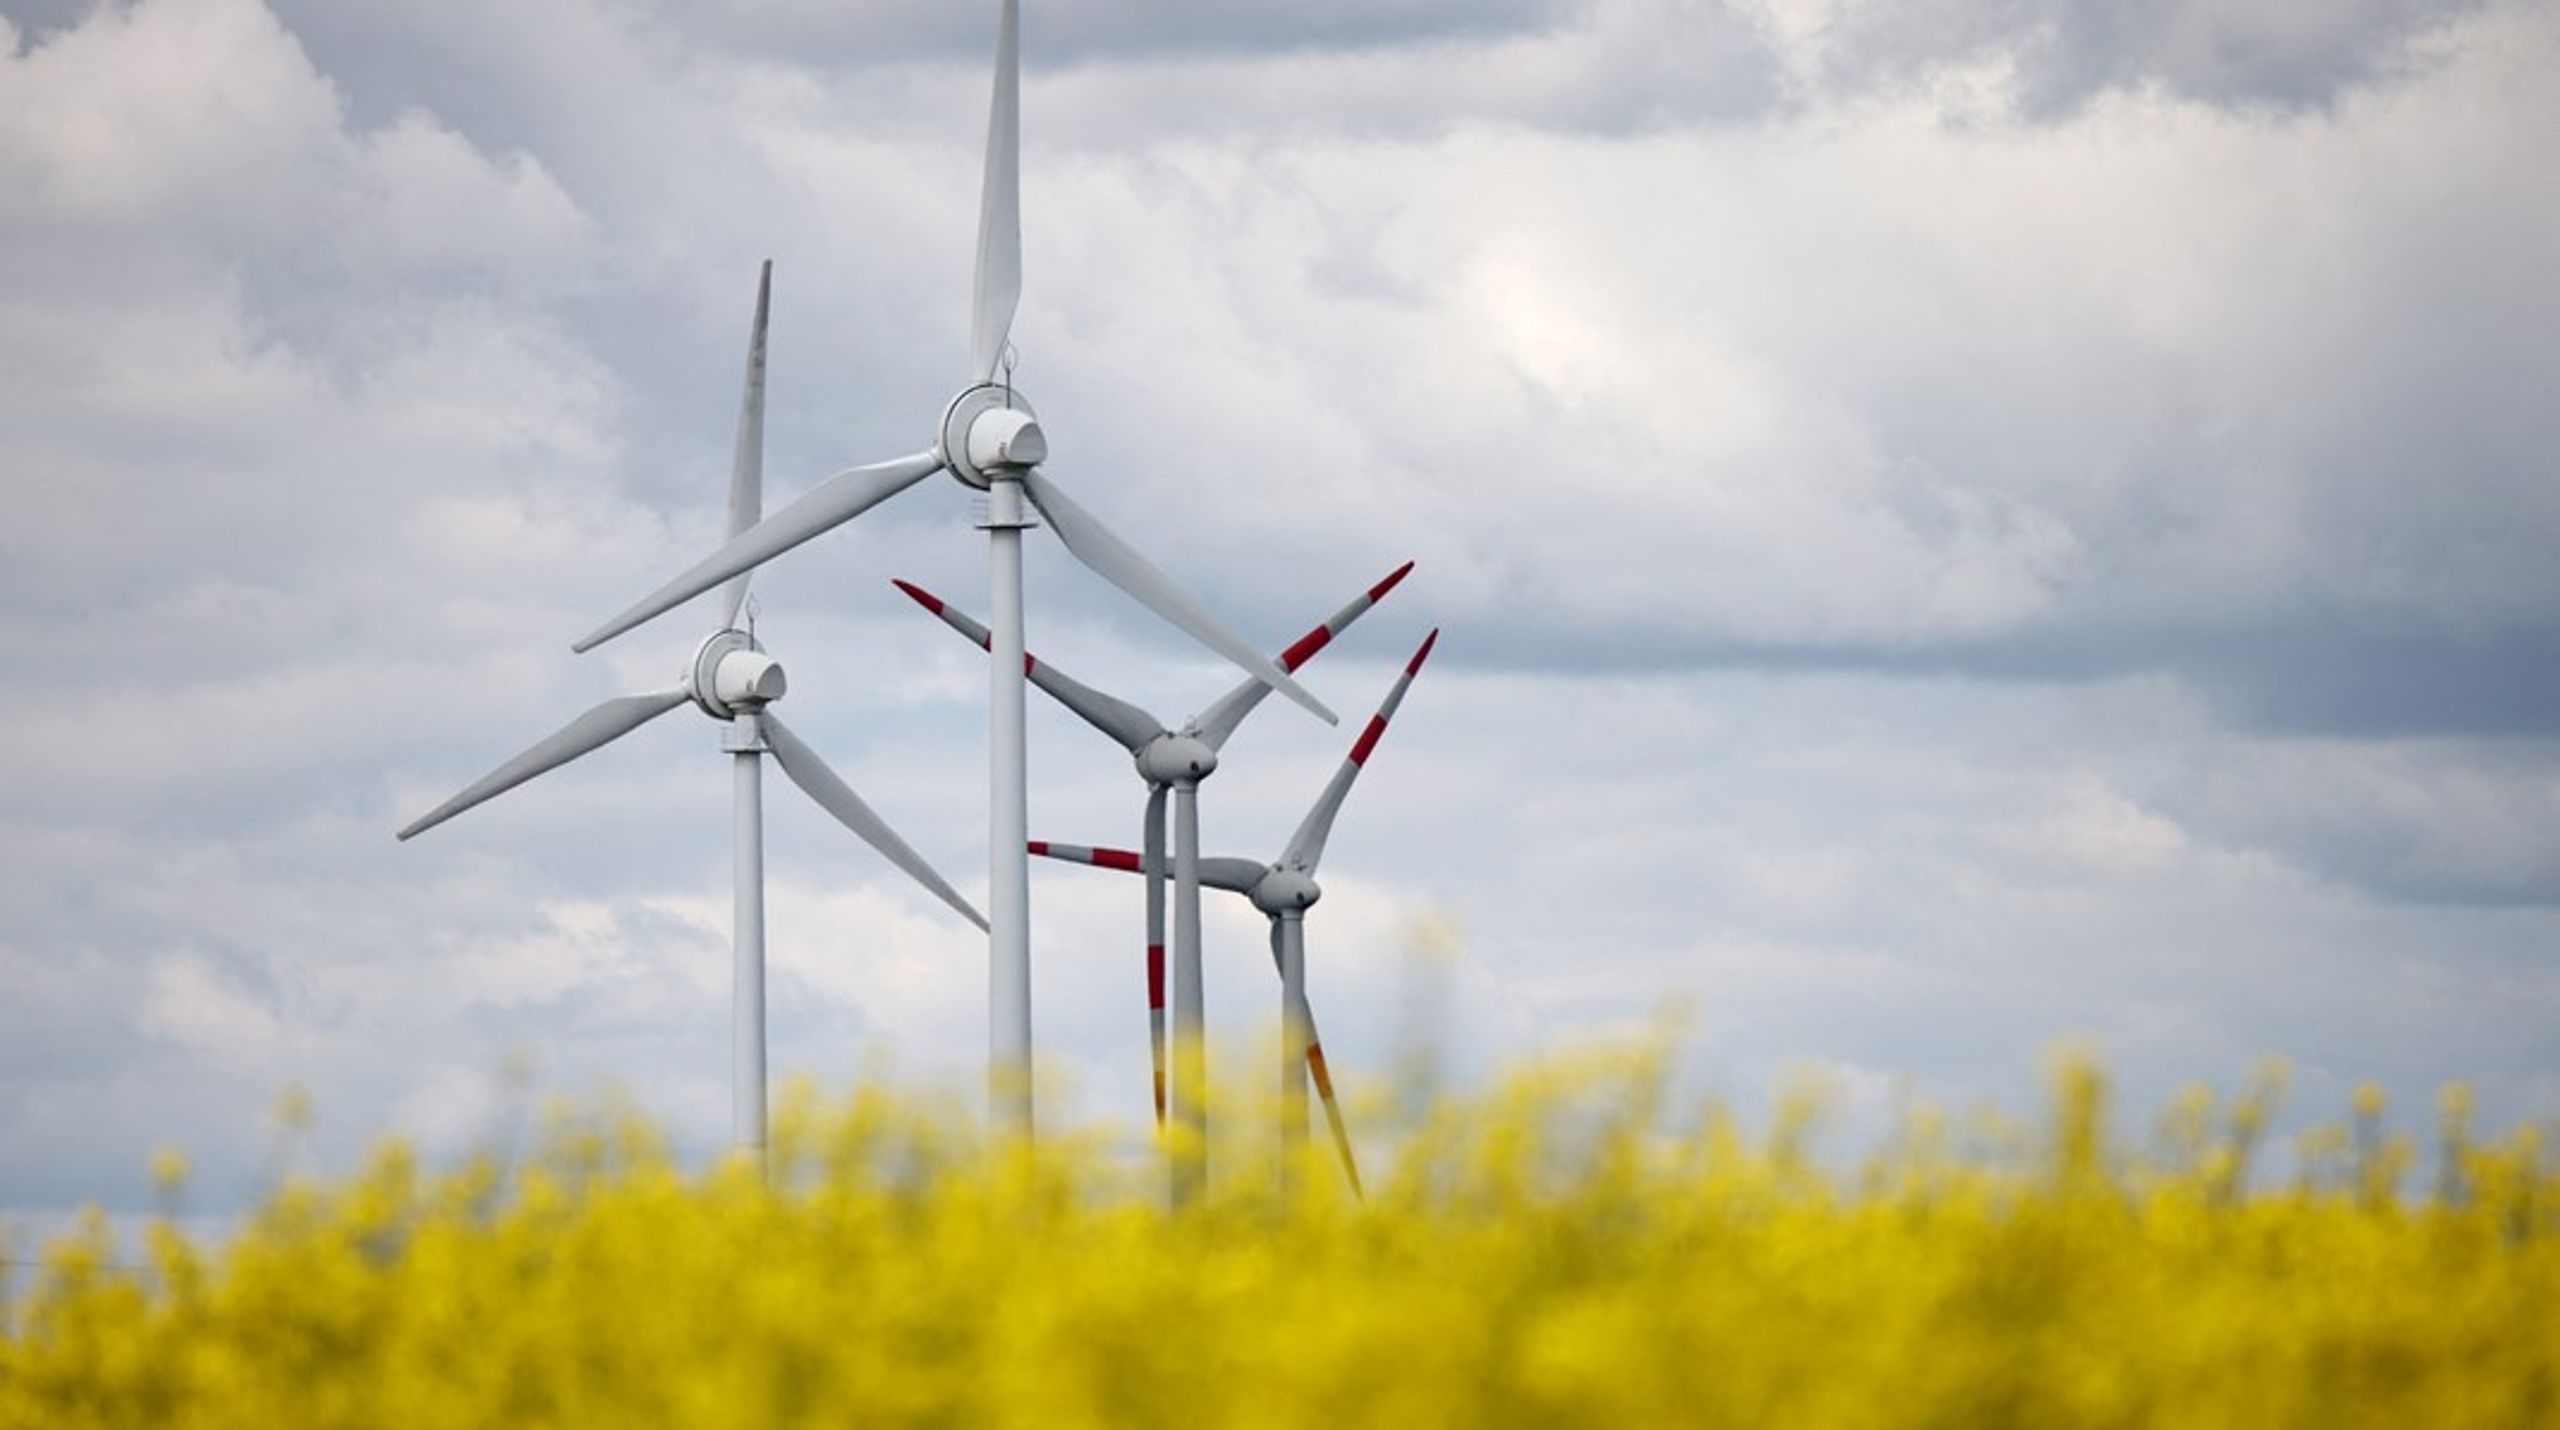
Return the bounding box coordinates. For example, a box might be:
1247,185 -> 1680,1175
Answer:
4,1051 -> 2553,1428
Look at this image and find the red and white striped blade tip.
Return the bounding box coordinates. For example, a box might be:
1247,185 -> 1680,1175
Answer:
891,578 -> 946,615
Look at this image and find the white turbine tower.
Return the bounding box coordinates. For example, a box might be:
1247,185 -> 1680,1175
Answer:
398,262 -> 987,1166
894,563 -> 1410,1198
565,0 -> 1335,1138
1033,628 -> 1439,1188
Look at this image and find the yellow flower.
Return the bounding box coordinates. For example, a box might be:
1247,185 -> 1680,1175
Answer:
148,1147 -> 190,1194
2,1048 -> 2551,1429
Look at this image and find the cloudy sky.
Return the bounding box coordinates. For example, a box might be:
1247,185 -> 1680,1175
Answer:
3,0 -> 2555,1223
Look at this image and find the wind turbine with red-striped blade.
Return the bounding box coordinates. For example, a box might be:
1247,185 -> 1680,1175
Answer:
897,562 -> 1411,1198
1032,626 -> 1439,1190
561,0 -> 1337,1139
397,262 -> 987,1170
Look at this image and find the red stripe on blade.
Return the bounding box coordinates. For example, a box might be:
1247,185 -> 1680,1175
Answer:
1027,840 -> 1051,856
1348,713 -> 1387,766
1279,625 -> 1331,672
1147,945 -> 1165,1007
1369,561 -> 1415,602
1406,628 -> 1440,676
1094,847 -> 1144,871
891,579 -> 944,615
1307,1043 -> 1336,1098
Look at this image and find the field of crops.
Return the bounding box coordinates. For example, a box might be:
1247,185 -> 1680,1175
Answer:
4,1052 -> 2553,1428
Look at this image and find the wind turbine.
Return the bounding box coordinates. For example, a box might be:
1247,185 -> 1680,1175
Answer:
564,0 -> 1336,1138
894,562 -> 1411,1198
1032,627 -> 1439,1190
398,262 -> 987,1167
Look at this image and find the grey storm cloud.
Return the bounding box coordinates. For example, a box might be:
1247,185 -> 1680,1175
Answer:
615,0 -> 2491,127
1840,0 -> 2480,117
3,0 -> 2557,1231
631,0 -> 1589,63
1760,0 -> 2482,125
150,0 -> 2490,164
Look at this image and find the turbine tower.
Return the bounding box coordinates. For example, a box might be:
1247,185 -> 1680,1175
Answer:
566,0 -> 1335,1138
398,263 -> 986,1166
1033,628 -> 1439,1190
895,563 -> 1409,1199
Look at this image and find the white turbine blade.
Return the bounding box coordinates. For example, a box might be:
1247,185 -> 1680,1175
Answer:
718,260 -> 773,631
762,713 -> 988,932
1027,840 -> 1263,894
969,0 -> 1021,383
892,578 -> 1164,753
1271,918 -> 1361,1196
1018,467 -> 1338,726
1191,560 -> 1414,752
1196,856 -> 1268,894
573,449 -> 944,653
396,687 -> 690,841
1281,628 -> 1438,872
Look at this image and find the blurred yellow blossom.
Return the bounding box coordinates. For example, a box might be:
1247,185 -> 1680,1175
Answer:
1,1051 -> 2551,1428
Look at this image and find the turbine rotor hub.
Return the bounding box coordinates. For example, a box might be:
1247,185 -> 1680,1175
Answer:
688,629 -> 786,718
1250,868 -> 1321,916
1136,734 -> 1218,785
939,383 -> 1043,490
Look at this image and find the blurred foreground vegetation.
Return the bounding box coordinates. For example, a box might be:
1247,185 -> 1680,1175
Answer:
3,1050 -> 2554,1428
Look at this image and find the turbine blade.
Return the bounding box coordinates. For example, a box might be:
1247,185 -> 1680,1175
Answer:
892,579 -> 1164,753
1026,840 -> 1263,894
763,712 -> 988,932
1018,467 -> 1337,726
574,450 -> 944,653
1191,560 -> 1414,752
1197,856 -> 1269,894
969,0 -> 1021,383
396,687 -> 690,841
1310,1037 -> 1361,1198
1280,628 -> 1438,872
718,260 -> 773,630
1270,920 -> 1362,1197
1027,839 -> 1147,873
1144,783 -> 1169,1129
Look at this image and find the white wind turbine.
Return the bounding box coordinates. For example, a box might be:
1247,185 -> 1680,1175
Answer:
565,0 -> 1336,1138
398,262 -> 987,1166
894,562 -> 1410,1198
1033,627 -> 1438,1187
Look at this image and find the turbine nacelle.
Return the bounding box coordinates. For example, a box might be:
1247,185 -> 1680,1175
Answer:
689,629 -> 787,718
1249,867 -> 1321,917
939,383 -> 1044,489
1136,733 -> 1218,785
969,406 -> 1047,472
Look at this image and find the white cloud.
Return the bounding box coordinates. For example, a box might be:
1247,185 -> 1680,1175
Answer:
140,950 -> 289,1065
